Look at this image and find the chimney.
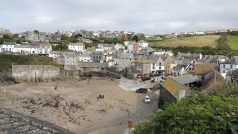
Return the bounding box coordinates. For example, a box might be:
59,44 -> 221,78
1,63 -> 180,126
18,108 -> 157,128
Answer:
178,90 -> 186,100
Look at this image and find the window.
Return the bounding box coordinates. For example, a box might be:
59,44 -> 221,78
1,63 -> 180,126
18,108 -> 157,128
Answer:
230,64 -> 233,69
159,62 -> 161,66
223,64 -> 225,68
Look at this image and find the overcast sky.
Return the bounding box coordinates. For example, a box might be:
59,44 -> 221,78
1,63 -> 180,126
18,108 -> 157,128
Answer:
0,0 -> 237,34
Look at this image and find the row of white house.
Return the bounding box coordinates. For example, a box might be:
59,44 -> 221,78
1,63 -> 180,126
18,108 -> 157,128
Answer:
0,42 -> 52,55
0,42 -> 85,54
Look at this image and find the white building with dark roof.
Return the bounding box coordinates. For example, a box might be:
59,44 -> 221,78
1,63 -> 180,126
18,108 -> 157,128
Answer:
13,43 -> 52,55
0,42 -> 15,52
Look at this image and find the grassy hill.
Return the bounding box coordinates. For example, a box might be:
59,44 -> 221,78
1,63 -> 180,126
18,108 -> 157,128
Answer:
0,54 -> 61,73
227,35 -> 238,50
149,35 -> 221,48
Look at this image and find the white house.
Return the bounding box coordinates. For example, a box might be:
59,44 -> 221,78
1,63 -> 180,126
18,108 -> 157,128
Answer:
49,51 -> 60,58
1,42 -> 15,52
95,48 -> 104,52
68,43 -> 85,52
154,50 -> 174,56
107,59 -> 117,68
105,54 -> 114,62
124,41 -> 130,47
114,43 -> 125,51
154,57 -> 165,73
97,44 -> 114,51
13,43 -> 52,55
79,53 -> 92,62
138,40 -> 148,48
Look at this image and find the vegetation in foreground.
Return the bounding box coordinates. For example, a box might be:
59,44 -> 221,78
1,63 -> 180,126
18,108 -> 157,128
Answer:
0,54 -> 61,72
134,82 -> 238,134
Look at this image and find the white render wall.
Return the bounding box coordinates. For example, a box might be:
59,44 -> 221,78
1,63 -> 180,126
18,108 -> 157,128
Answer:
68,45 -> 84,52
79,56 -> 92,62
1,44 -> 14,51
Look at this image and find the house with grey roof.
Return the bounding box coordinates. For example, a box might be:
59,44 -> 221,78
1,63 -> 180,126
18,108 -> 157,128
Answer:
169,74 -> 200,87
90,52 -> 104,62
219,56 -> 238,79
78,62 -> 108,72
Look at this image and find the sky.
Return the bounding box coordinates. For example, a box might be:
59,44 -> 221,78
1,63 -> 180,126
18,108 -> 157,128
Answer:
0,0 -> 238,34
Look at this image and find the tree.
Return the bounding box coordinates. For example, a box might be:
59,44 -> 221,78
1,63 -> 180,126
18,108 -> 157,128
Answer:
74,33 -> 82,38
33,30 -> 39,34
52,44 -> 68,51
0,38 -> 4,44
134,92 -> 238,134
138,34 -> 146,40
2,34 -> 13,42
132,35 -> 139,42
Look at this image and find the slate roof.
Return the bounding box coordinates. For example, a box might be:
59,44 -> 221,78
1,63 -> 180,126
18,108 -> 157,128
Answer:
15,44 -> 51,48
194,64 -> 215,75
2,42 -> 15,45
169,74 -> 199,85
220,56 -> 238,65
160,78 -> 190,100
172,64 -> 186,70
118,52 -> 134,59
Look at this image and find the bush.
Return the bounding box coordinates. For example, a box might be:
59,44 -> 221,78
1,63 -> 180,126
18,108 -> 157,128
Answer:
134,92 -> 238,134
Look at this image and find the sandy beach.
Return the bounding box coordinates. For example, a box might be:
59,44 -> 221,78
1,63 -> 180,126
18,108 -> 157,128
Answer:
0,78 -> 158,134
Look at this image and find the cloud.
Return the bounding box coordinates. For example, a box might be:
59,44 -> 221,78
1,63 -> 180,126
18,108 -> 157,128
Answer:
0,0 -> 237,34
34,16 -> 54,24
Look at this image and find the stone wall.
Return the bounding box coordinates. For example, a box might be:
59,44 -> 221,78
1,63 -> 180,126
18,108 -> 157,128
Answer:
0,107 -> 73,134
12,65 -> 60,82
158,87 -> 177,108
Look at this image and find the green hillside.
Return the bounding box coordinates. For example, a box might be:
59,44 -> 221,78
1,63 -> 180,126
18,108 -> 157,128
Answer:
227,35 -> 238,50
0,54 -> 60,72
149,35 -> 220,48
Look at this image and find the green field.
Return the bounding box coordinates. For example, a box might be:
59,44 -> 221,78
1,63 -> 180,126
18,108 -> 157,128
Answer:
149,35 -> 221,48
227,35 -> 238,50
0,54 -> 61,72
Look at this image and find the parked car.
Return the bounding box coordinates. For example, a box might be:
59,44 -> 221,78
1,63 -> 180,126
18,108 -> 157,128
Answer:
136,88 -> 148,94
144,95 -> 151,103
